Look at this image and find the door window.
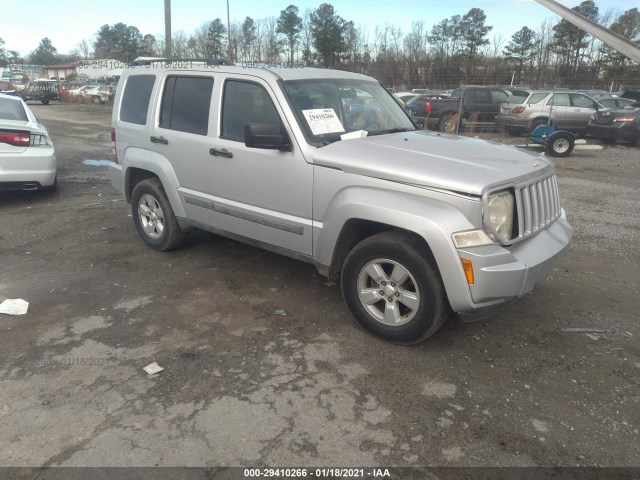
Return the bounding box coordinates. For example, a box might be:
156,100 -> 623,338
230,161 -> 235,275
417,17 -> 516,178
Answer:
221,80 -> 281,141
548,93 -> 570,107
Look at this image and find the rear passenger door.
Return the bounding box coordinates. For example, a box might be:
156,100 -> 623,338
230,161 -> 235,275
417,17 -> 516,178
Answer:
149,73 -> 217,227
208,77 -> 313,256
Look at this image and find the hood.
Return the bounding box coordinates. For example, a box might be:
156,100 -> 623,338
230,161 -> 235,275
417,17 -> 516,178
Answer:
312,130 -> 554,195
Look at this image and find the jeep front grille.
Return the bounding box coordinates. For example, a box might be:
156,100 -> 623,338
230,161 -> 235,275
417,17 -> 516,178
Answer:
514,174 -> 561,241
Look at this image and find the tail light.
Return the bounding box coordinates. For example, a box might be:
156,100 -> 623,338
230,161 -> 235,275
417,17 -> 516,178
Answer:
0,131 -> 30,147
345,104 -> 352,113
591,113 -> 597,122
111,128 -> 118,164
425,101 -> 431,113
512,106 -> 526,114
613,116 -> 635,123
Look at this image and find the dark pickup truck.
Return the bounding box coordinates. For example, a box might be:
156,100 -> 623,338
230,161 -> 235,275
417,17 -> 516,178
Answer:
409,86 -> 509,133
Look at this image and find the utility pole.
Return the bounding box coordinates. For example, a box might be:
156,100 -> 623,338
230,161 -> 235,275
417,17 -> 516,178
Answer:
164,0 -> 172,57
226,0 -> 233,62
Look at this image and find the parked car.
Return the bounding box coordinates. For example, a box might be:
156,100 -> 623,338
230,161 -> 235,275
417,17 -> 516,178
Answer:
0,93 -> 57,191
88,85 -> 115,104
393,92 -> 420,104
588,102 -> 640,146
21,79 -> 60,105
412,86 -> 510,132
621,90 -> 640,102
109,61 -> 572,344
67,85 -> 100,97
495,90 -> 603,136
597,97 -> 636,109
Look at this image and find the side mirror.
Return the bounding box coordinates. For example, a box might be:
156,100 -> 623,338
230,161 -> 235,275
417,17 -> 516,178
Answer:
245,123 -> 292,152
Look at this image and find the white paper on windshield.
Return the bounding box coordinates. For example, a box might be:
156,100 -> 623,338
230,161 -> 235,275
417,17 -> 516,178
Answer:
302,109 -> 345,135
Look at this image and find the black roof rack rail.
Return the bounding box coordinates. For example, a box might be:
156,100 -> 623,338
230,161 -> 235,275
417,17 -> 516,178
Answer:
129,58 -> 234,67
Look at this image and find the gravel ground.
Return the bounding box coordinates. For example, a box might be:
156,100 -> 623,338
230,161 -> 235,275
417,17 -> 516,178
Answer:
0,103 -> 638,470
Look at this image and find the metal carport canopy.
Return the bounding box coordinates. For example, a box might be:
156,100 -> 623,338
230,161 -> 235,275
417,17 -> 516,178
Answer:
535,0 -> 640,63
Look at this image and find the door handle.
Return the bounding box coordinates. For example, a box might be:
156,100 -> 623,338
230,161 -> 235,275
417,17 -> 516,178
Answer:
210,148 -> 233,158
150,136 -> 168,145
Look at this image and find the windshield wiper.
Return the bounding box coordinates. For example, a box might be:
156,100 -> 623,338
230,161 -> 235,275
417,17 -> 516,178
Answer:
321,137 -> 342,146
367,127 -> 412,136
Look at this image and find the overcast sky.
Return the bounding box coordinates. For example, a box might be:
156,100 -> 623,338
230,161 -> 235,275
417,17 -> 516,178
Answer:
1,0 -> 636,56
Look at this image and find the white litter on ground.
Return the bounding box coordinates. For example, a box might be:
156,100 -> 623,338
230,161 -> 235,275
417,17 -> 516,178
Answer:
143,362 -> 164,375
0,299 -> 29,316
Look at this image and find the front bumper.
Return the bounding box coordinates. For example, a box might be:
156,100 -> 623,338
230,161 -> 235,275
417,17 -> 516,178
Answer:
455,211 -> 573,317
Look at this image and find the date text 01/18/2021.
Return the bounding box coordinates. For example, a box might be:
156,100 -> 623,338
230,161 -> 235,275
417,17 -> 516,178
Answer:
243,468 -> 391,478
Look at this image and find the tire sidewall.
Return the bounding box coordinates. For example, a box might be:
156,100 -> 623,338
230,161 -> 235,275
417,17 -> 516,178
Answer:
341,238 -> 443,344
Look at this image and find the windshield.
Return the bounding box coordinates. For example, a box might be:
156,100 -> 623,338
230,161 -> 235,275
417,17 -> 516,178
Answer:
282,78 -> 415,146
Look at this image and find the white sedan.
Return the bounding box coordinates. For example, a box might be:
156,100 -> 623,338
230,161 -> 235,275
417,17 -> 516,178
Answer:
67,85 -> 100,97
0,93 -> 57,192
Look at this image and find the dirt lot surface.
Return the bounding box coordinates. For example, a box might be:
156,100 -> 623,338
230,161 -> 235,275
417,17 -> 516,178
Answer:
1,103 -> 638,469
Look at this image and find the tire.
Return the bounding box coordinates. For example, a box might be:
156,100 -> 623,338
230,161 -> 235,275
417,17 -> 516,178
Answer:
131,178 -> 185,251
546,132 -> 575,157
529,118 -> 549,134
341,232 -> 450,344
41,99 -> 49,105
91,95 -> 102,105
506,127 -> 524,137
439,113 -> 459,134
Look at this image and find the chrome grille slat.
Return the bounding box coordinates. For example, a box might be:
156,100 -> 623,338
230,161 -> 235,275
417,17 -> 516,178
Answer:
513,174 -> 561,242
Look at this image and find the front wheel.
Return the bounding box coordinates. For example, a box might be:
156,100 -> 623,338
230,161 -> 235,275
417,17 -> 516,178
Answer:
341,232 -> 450,344
131,178 -> 185,251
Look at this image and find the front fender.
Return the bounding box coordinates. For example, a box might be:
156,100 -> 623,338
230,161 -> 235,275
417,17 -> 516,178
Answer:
314,187 -> 477,312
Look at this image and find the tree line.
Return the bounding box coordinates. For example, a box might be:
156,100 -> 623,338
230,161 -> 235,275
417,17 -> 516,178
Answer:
2,1 -> 638,89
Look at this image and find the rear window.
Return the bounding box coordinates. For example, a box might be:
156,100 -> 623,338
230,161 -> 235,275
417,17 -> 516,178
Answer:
506,91 -> 530,104
490,90 -> 509,104
527,93 -> 548,104
0,98 -> 28,121
120,75 -> 155,125
160,76 -> 214,135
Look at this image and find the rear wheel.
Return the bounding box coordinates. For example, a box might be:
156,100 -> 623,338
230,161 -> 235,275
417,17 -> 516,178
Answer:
439,113 -> 459,134
341,232 -> 450,344
529,118 -> 549,134
506,127 -> 524,137
131,178 -> 185,251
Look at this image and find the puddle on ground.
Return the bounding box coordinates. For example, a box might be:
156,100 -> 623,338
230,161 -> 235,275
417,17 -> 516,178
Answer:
83,159 -> 113,166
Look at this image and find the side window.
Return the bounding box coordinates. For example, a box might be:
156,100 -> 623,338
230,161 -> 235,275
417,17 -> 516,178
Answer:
571,94 -> 596,108
120,75 -> 155,125
160,76 -> 213,135
548,93 -> 570,107
221,80 -> 281,141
